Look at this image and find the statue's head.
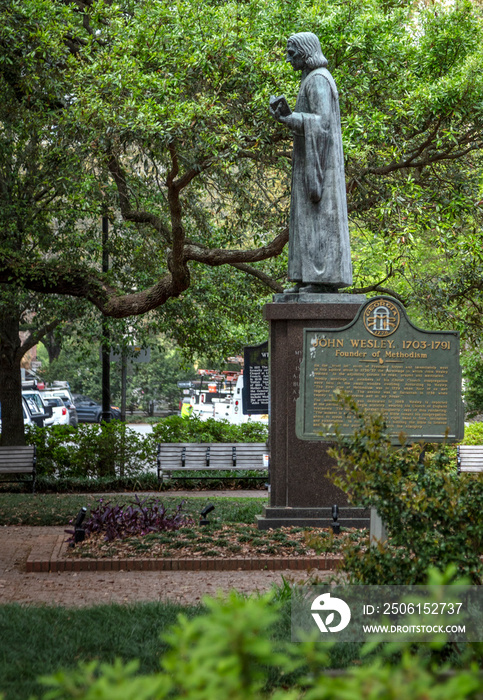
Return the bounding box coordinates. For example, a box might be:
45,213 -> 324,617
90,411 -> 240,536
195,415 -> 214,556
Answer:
286,32 -> 328,71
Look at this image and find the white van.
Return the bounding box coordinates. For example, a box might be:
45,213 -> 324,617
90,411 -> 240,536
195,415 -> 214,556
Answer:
230,375 -> 269,425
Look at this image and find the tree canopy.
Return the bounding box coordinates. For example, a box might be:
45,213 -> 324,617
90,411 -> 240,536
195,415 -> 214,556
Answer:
2,0 -> 483,442
2,0 -> 483,320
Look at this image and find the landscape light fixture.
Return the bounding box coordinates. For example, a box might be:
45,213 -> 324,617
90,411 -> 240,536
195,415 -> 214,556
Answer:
200,503 -> 215,526
331,504 -> 340,535
74,506 -> 87,543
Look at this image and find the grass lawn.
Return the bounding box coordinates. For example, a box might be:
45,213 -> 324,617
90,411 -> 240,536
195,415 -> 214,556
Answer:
0,601 -> 203,700
1,596 -> 469,700
0,493 -> 267,526
0,596 -> 372,700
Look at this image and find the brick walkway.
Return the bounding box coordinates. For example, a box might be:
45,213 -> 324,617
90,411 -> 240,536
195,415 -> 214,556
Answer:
0,526 -> 335,607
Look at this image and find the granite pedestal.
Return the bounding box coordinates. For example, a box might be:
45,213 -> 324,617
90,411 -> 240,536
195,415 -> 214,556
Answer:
256,293 -> 370,530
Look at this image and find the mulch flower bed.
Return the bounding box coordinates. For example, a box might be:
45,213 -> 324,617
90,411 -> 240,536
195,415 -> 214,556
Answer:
68,523 -> 368,560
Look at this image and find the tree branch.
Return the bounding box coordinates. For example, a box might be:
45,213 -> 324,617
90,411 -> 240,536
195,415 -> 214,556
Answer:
183,228 -> 289,265
108,155 -> 172,241
0,222 -> 288,319
166,144 -> 190,288
350,283 -> 407,304
0,260 -> 191,318
230,263 -> 284,292
166,141 -> 179,187
18,319 -> 61,359
362,133 -> 482,177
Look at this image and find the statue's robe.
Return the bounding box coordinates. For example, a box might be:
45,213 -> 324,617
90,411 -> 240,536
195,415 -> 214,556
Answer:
288,67 -> 352,287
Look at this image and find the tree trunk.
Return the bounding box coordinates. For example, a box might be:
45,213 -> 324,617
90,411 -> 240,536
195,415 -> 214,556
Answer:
41,330 -> 63,364
0,309 -> 25,446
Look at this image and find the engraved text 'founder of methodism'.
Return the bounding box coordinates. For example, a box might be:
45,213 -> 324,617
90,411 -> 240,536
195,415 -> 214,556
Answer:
270,32 -> 352,293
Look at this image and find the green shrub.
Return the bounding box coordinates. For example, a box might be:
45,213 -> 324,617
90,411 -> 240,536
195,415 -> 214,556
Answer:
151,415 -> 268,444
25,422 -> 151,479
21,416 -> 267,486
327,394 -> 483,585
461,350 -> 483,419
462,422 -> 483,445
34,473 -> 160,493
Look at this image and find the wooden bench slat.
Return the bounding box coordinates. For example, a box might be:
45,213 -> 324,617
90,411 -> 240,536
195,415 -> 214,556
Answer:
0,448 -> 35,454
0,457 -> 35,462
159,455 -> 267,463
0,454 -> 35,460
157,442 -> 269,483
0,446 -> 36,492
0,462 -> 35,468
163,457 -> 264,469
0,455 -> 36,460
158,445 -> 266,452
163,466 -> 267,472
159,455 -> 267,459
0,467 -> 35,474
160,456 -> 266,462
457,445 -> 483,474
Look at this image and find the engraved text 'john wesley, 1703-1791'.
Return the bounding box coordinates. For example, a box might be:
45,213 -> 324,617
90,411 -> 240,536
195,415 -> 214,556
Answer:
296,297 -> 464,443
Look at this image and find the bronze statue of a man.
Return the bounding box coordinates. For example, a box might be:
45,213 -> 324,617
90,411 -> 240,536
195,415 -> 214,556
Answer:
270,32 -> 352,293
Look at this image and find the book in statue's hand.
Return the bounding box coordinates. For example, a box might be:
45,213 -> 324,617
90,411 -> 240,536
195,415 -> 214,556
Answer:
270,95 -> 292,117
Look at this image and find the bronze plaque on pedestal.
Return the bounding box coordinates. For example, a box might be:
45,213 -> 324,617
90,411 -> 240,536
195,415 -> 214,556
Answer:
296,297 -> 464,443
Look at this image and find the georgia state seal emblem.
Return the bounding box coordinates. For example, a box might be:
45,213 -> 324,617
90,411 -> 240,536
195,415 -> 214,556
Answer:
363,299 -> 400,337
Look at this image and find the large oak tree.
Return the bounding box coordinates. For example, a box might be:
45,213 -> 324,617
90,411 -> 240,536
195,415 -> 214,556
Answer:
2,0 -> 483,443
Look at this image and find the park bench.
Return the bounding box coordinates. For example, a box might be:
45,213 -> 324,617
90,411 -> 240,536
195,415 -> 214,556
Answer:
157,442 -> 269,484
0,445 -> 37,492
457,445 -> 483,474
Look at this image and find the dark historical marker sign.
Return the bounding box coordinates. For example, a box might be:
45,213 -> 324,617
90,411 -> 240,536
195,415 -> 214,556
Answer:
243,341 -> 269,415
296,297 -> 464,443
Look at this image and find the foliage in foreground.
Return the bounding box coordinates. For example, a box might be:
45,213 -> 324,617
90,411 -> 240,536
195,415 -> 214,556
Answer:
463,421 -> 483,445
327,394 -> 483,585
37,585 -> 483,700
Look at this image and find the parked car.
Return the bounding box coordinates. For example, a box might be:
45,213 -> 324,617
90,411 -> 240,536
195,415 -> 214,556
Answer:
44,397 -> 70,426
0,399 -> 34,432
42,389 -> 78,427
21,390 -> 53,427
22,399 -> 35,427
73,396 -> 121,423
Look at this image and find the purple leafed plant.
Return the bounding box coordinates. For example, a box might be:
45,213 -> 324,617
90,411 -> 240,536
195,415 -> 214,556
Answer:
67,495 -> 194,542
